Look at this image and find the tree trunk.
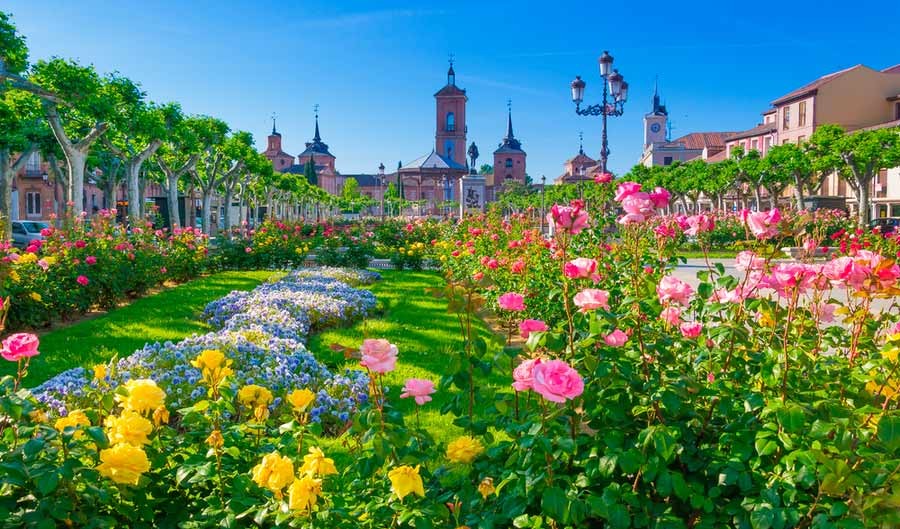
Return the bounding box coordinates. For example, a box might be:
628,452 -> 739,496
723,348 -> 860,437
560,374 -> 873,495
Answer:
44,102 -> 107,217
0,146 -> 38,238
223,186 -> 234,234
793,174 -> 805,210
166,173 -> 181,229
48,153 -> 70,218
754,187 -> 763,211
67,150 -> 87,215
857,177 -> 870,225
201,190 -> 213,236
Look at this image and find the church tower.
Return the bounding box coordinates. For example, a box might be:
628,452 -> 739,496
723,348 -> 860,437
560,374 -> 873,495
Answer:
262,116 -> 295,172
434,61 -> 468,166
643,81 -> 668,148
493,103 -> 526,183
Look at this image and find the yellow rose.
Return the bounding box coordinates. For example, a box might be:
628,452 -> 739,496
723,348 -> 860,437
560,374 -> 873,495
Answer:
119,379 -> 166,415
152,406 -> 170,427
18,253 -> 37,264
97,443 -> 150,485
251,452 -> 295,497
446,436 -> 484,464
287,388 -> 316,412
388,465 -> 424,501
43,256 -> 56,266
478,477 -> 495,500
55,410 -> 91,438
299,446 -> 337,477
29,409 -> 48,424
238,384 -> 274,409
883,347 -> 899,363
191,349 -> 233,387
9,270 -> 19,283
288,474 -> 322,512
206,429 -> 224,449
92,364 -> 107,381
105,410 -> 153,446
29,292 -> 41,302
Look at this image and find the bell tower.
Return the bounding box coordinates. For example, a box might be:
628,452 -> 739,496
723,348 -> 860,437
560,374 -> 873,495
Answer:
643,80 -> 668,148
435,58 -> 468,166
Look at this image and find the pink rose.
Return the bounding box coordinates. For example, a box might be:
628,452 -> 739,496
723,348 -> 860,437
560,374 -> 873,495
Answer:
512,358 -> 541,392
37,259 -> 48,271
510,259 -> 526,274
75,240 -> 86,249
573,289 -> 610,312
359,339 -> 398,374
618,213 -> 646,225
594,172 -> 612,184
531,359 -> 584,403
547,204 -> 589,235
679,322 -> 702,338
614,181 -> 642,202
604,329 -> 628,346
472,271 -> 484,281
498,292 -> 526,311
76,275 -> 89,286
519,319 -> 548,339
734,251 -> 764,272
660,306 -> 682,326
649,187 -> 671,209
810,302 -> 837,324
1,333 -> 40,362
656,275 -> 694,305
400,378 -> 436,405
684,214 -> 714,236
564,258 -> 598,279
85,256 -> 97,265
743,208 -> 781,239
245,247 -> 252,253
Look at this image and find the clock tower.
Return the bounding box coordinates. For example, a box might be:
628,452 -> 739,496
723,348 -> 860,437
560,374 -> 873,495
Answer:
643,82 -> 668,148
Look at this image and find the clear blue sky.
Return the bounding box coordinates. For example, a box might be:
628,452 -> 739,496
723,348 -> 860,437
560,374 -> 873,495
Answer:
5,0 -> 897,179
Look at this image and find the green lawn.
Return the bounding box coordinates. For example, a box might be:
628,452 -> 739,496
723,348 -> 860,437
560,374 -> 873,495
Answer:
5,270 -> 279,385
307,269 -> 507,446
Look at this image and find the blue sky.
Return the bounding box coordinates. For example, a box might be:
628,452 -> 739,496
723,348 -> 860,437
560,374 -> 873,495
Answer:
5,0 -> 897,179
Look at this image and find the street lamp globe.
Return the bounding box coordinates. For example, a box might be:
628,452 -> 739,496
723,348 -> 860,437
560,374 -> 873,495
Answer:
619,80 -> 629,102
607,69 -> 623,99
598,50 -> 614,77
570,76 -> 586,104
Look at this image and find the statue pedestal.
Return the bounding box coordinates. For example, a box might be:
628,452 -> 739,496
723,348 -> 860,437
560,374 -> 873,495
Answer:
459,174 -> 486,216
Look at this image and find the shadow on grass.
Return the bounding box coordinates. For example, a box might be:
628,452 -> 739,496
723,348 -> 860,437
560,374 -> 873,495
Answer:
5,270 -> 279,385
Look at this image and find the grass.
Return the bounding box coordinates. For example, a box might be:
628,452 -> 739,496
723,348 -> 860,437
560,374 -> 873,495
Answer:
676,249 -> 739,259
306,269 -> 507,447
5,270 -> 279,385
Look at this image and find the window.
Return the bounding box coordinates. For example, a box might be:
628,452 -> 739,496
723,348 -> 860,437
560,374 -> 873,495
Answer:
765,137 -> 772,149
751,139 -> 758,150
798,101 -> 807,127
797,135 -> 806,144
26,192 -> 41,217
783,106 -> 790,129
11,223 -> 25,235
895,102 -> 900,120
446,112 -> 455,132
25,152 -> 40,173
444,140 -> 454,160
663,156 -> 673,166
505,158 -> 513,168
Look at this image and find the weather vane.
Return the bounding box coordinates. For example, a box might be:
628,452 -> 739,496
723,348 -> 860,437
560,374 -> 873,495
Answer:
313,103 -> 319,119
507,99 -> 512,112
448,53 -> 455,68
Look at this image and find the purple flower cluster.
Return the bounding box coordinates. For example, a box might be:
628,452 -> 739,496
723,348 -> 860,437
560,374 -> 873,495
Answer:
32,267 -> 379,434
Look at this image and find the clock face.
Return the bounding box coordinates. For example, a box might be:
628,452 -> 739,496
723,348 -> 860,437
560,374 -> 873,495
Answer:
650,123 -> 661,133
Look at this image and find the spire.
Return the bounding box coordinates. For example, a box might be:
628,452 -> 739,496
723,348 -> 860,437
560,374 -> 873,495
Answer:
651,77 -> 668,116
505,99 -> 515,140
313,104 -> 321,142
447,53 -> 456,85
271,112 -> 277,135
578,131 -> 584,155
495,100 -> 523,153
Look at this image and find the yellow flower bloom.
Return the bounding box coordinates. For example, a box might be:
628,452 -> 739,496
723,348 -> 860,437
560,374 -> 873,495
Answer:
287,388 -> 316,413
29,409 -> 48,424
206,429 -> 224,449
191,349 -> 233,387
152,406 -> 170,427
29,292 -> 41,302
478,477 -> 495,500
238,384 -> 274,409
446,436 -> 484,464
55,410 -> 90,438
18,253 -> 37,264
92,364 -> 107,381
288,474 -> 322,512
251,452 -> 294,497
299,446 -> 338,477
388,465 -> 425,501
883,347 -> 899,363
118,379 -> 166,415
97,443 -> 150,485
43,256 -> 56,266
253,404 -> 270,423
105,410 -> 153,446
9,270 -> 20,283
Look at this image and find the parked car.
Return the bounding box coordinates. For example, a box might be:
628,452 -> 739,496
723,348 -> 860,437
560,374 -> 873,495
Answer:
10,220 -> 49,249
869,217 -> 900,235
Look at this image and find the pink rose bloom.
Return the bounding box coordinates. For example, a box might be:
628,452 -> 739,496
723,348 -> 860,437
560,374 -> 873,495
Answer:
1,333 -> 40,362
684,214 -> 715,236
743,208 -> 781,239
400,378 -> 436,405
531,359 -> 584,403
76,275 -> 89,286
85,256 -> 97,265
573,289 -> 610,312
660,306 -> 682,326
564,258 -> 598,279
498,292 -> 526,311
519,319 -> 548,339
734,251 -> 765,272
512,358 -> 541,392
614,181 -> 642,202
245,247 -> 252,253
510,259 -> 526,274
604,329 -> 628,346
810,302 -> 837,324
37,259 -> 49,271
679,322 -> 702,339
472,271 -> 484,281
654,224 -> 677,239
359,339 -> 398,374
75,240 -> 86,249
656,275 -> 694,305
547,204 -> 590,235
649,187 -> 671,209
594,172 -> 612,184
765,263 -> 817,296
618,213 -> 646,225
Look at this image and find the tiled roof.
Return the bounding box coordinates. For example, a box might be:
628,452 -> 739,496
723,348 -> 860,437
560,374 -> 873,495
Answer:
671,132 -> 736,150
565,152 -> 597,165
882,64 -> 900,74
434,84 -> 467,97
771,65 -> 861,105
728,123 -> 777,142
852,119 -> 900,132
343,174 -> 381,187
400,151 -> 466,171
705,150 -> 729,163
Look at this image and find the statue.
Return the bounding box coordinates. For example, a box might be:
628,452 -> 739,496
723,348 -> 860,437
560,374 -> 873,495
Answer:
467,142 -> 479,174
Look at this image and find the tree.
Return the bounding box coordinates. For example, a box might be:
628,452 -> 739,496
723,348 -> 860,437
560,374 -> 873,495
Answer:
156,114 -> 208,229
766,143 -> 813,207
28,58 -> 110,216
479,164 -> 492,175
303,157 -> 317,186
191,122 -> 243,235
340,177 -> 361,213
809,125 -> 900,224
384,182 -> 398,216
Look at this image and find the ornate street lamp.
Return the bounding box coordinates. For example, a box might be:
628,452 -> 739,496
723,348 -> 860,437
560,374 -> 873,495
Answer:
378,162 -> 385,219
571,50 -> 628,174
540,174 -> 546,234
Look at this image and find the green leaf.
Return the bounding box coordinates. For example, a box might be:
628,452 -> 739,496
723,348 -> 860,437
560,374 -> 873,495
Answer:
776,405 -> 805,433
33,471 -> 59,495
877,415 -> 900,451
541,486 -> 568,522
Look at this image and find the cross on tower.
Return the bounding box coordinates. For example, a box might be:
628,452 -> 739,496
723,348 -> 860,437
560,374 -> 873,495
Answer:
578,131 -> 584,154
448,53 -> 455,68
270,112 -> 277,133
507,99 -> 512,112
313,104 -> 319,119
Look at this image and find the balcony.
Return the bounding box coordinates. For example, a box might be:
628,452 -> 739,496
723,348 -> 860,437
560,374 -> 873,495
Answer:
23,169 -> 44,178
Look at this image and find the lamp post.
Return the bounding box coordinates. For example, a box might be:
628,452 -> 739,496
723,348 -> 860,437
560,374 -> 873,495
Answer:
378,162 -> 385,219
540,174 -> 546,234
571,50 -> 628,175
